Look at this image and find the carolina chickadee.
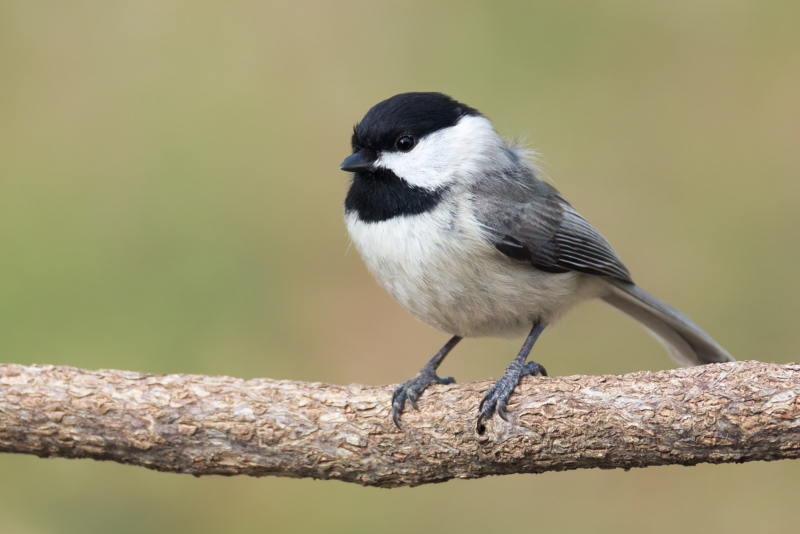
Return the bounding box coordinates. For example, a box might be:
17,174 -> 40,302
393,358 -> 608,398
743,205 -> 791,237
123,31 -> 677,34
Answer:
339,92 -> 733,433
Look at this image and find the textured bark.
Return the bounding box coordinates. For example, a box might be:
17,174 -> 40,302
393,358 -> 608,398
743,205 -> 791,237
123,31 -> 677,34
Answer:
0,361 -> 798,487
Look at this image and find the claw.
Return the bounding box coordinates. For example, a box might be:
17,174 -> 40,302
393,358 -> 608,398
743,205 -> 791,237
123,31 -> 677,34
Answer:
497,401 -> 510,422
476,410 -> 488,434
392,406 -> 402,429
407,392 -> 419,411
478,389 -> 491,412
391,384 -> 408,429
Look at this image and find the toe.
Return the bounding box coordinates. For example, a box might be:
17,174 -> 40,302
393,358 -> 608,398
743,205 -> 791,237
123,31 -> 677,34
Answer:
478,386 -> 495,412
522,361 -> 547,377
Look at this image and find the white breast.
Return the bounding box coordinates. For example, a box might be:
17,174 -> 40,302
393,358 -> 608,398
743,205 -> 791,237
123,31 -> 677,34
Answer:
345,202 -> 602,338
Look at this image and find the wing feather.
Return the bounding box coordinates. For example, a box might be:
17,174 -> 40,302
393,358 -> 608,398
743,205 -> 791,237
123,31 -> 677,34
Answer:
472,169 -> 633,283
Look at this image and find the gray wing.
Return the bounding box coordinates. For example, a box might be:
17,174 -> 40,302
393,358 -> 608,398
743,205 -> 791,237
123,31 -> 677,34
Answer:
473,174 -> 633,283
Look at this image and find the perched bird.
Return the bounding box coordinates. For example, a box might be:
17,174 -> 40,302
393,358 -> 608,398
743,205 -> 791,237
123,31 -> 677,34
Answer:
339,92 -> 733,432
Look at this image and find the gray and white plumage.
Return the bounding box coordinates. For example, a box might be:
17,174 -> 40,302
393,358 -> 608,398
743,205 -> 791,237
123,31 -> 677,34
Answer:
340,92 -> 733,429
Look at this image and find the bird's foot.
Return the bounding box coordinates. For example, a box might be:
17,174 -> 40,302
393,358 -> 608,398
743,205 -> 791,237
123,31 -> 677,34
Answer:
477,360 -> 547,434
391,366 -> 455,429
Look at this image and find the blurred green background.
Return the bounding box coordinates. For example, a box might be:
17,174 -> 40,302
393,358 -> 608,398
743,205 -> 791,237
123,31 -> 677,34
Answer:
1,0 -> 799,532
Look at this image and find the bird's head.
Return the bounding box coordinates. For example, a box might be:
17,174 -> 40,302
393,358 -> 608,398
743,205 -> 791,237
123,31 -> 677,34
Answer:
340,92 -> 505,191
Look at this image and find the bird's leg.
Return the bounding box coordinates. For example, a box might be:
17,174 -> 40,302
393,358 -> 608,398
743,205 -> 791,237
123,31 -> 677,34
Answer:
391,335 -> 462,428
477,322 -> 547,434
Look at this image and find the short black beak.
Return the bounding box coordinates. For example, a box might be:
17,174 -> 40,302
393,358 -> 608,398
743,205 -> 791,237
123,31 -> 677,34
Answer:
340,149 -> 377,172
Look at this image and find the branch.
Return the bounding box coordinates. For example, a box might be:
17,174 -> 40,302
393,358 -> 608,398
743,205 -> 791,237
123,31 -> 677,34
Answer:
1,361 -> 798,487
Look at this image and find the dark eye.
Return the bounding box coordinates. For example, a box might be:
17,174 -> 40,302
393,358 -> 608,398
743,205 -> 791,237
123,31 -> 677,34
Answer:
396,135 -> 416,152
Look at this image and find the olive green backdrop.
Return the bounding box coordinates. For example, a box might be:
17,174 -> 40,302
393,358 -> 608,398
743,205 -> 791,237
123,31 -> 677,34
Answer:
1,1 -> 798,533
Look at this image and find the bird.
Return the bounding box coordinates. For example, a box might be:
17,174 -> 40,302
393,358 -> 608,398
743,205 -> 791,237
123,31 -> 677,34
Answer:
339,92 -> 733,433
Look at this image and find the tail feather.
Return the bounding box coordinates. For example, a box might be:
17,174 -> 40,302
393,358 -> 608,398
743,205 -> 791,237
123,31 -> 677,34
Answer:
601,279 -> 733,366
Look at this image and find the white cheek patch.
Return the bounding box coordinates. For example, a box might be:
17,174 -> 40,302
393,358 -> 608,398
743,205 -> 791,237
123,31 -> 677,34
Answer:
375,115 -> 499,190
